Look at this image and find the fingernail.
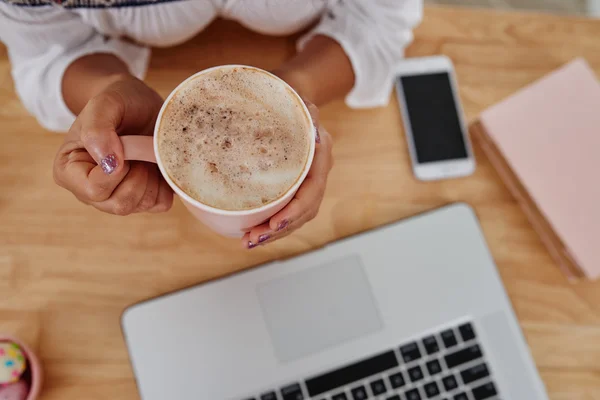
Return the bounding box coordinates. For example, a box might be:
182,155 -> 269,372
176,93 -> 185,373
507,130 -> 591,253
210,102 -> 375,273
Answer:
315,127 -> 321,144
247,241 -> 257,249
258,234 -> 270,244
277,219 -> 289,231
100,154 -> 118,175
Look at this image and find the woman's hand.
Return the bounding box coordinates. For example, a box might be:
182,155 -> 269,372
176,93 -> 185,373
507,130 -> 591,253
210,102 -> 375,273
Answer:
240,34 -> 354,248
242,101 -> 333,248
53,77 -> 174,215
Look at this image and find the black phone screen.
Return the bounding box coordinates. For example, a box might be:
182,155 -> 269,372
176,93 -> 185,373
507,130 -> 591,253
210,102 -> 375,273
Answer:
399,72 -> 468,163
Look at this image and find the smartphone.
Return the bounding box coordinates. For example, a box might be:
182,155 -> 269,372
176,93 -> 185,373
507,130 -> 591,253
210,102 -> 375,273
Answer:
395,56 -> 475,181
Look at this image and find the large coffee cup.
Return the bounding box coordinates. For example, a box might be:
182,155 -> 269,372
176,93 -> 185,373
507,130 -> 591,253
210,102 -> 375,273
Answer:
120,65 -> 316,237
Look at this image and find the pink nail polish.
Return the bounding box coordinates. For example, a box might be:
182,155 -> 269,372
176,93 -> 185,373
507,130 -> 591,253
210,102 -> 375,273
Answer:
100,154 -> 118,175
258,234 -> 270,243
277,219 -> 289,231
315,128 -> 321,144
248,241 -> 257,249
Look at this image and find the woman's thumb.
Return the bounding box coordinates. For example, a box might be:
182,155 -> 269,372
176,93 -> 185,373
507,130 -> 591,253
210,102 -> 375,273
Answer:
78,96 -> 127,175
81,127 -> 125,175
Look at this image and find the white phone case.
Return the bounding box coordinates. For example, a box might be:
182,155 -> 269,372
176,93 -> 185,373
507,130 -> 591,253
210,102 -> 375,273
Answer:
395,56 -> 475,181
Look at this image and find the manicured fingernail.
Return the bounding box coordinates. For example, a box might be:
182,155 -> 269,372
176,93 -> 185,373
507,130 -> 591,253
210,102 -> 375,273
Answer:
315,127 -> 321,144
258,234 -> 270,244
277,219 -> 289,231
247,241 -> 257,249
100,154 -> 118,175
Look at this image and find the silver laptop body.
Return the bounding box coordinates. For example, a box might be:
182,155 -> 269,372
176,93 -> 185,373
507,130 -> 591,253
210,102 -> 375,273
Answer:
122,203 -> 548,400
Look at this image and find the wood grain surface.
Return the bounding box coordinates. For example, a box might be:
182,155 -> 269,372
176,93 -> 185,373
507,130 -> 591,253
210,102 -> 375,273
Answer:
1,5 -> 600,400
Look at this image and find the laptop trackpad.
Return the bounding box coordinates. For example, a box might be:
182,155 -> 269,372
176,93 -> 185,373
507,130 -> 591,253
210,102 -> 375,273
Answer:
257,255 -> 383,363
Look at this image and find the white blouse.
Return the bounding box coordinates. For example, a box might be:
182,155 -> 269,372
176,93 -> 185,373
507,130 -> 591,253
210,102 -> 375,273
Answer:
0,0 -> 422,132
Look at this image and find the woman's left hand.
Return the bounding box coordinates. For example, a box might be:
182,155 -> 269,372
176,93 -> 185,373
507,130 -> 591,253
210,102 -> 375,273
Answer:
241,101 -> 333,248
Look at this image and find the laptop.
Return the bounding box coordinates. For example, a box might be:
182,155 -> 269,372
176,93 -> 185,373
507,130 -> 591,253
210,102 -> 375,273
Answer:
122,203 -> 548,400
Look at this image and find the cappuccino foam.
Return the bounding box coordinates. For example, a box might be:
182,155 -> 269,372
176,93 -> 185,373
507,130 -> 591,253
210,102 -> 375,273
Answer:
157,66 -> 312,211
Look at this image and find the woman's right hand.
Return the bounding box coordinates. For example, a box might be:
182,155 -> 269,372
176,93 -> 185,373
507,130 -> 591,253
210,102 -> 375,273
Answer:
53,76 -> 174,215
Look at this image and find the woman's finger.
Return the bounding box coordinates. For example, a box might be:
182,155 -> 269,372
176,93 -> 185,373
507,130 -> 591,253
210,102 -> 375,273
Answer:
135,164 -> 160,212
91,162 -> 149,216
242,174 -> 325,248
243,210 -> 313,249
241,223 -> 270,249
244,216 -> 296,248
54,141 -> 131,204
78,94 -> 127,176
267,181 -> 320,232
148,177 -> 175,213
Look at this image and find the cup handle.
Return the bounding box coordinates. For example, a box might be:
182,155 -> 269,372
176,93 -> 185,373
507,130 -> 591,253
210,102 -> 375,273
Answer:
120,135 -> 157,163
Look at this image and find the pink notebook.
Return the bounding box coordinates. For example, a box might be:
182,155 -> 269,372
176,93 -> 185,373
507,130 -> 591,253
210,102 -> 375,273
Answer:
478,58 -> 600,280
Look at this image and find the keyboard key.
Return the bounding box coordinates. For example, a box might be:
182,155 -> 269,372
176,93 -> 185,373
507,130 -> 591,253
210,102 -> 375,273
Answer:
458,323 -> 476,341
400,342 -> 422,363
387,396 -> 401,400
422,336 -> 440,355
441,329 -> 458,348
281,383 -> 304,400
472,382 -> 497,400
370,379 -> 387,395
442,375 -> 459,391
332,393 -> 348,400
388,371 -> 406,389
408,365 -> 424,382
453,393 -> 468,400
461,363 -> 490,384
445,345 -> 483,368
424,381 -> 440,398
261,392 -> 277,400
351,385 -> 368,400
426,359 -> 442,376
405,388 -> 422,400
305,350 -> 398,397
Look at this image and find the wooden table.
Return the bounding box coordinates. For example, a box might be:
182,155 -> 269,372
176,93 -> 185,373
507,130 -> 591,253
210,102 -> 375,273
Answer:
1,5 -> 600,400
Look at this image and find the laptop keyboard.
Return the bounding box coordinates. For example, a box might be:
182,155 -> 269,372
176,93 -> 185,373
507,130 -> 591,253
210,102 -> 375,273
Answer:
243,321 -> 499,400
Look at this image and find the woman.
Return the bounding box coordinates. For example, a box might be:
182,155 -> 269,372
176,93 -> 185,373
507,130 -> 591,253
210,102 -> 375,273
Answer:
0,0 -> 423,248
